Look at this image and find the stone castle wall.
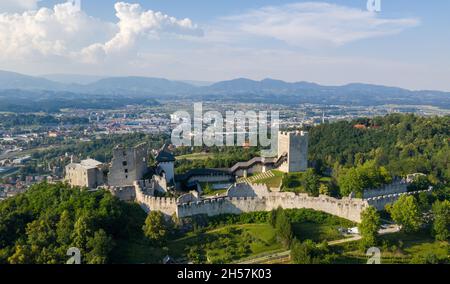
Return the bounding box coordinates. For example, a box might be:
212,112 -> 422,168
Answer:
362,180 -> 409,199
112,181 -> 368,222
134,181 -> 178,216
153,174 -> 169,193
109,179 -> 432,224
366,188 -> 433,210
109,178 -> 430,224
177,193 -> 368,223
178,183 -> 369,222
107,185 -> 136,201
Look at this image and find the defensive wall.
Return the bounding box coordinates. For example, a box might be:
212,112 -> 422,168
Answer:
134,180 -> 178,216
366,188 -> 433,210
362,179 -> 409,199
108,180 -> 433,223
178,183 -> 368,222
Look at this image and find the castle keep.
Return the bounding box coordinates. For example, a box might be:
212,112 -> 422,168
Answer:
277,131 -> 308,173
108,143 -> 148,187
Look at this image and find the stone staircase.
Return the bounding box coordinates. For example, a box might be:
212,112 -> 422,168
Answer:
237,171 -> 275,184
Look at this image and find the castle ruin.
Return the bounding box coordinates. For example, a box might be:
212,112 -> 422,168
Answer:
108,143 -> 148,187
65,130 -> 431,223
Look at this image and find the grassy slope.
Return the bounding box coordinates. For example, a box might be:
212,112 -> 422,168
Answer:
333,230 -> 449,264
113,216 -> 351,263
293,223 -> 344,242
253,170 -> 284,188
169,224 -> 281,261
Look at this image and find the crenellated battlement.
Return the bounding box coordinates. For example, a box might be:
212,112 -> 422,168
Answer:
366,188 -> 433,210
362,179 -> 409,199
279,130 -> 308,137
110,178 -> 428,223
133,180 -> 177,215
177,183 -> 369,222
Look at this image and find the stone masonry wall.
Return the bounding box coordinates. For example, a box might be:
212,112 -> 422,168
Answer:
362,180 -> 409,199
112,181 -> 428,224
178,183 -> 369,222
366,188 -> 433,210
107,186 -> 136,201
134,181 -> 178,216
108,143 -> 148,187
177,193 -> 368,223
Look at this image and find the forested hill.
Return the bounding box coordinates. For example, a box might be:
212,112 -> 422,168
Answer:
308,114 -> 450,184
0,183 -> 146,264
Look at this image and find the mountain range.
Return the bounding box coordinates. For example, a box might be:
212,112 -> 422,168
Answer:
0,70 -> 449,109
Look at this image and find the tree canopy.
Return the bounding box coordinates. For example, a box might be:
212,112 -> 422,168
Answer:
358,207 -> 381,248
432,200 -> 450,241
388,195 -> 422,233
309,114 -> 449,185
0,182 -> 146,264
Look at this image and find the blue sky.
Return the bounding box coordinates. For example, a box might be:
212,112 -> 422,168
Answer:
1,0 -> 449,91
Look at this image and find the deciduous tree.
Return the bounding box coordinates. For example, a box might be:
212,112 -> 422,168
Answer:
388,195 -> 422,233
358,207 -> 381,248
432,200 -> 450,241
143,211 -> 171,243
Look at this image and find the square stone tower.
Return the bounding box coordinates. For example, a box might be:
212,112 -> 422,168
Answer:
108,143 -> 148,187
277,131 -> 308,173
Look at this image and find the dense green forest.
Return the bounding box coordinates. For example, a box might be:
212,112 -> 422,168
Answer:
0,183 -> 146,264
308,114 -> 449,184
0,185 -> 447,264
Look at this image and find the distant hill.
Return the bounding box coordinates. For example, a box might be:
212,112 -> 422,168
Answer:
199,79 -> 450,108
0,70 -> 449,109
41,74 -> 106,85
0,70 -> 66,91
205,78 -> 320,93
178,80 -> 214,87
79,76 -> 196,96
0,89 -> 159,113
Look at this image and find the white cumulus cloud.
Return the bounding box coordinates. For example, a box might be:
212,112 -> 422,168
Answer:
220,2 -> 420,47
0,1 -> 203,62
0,1 -> 114,60
82,2 -> 203,62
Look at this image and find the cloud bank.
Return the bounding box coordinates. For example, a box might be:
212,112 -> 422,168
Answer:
0,1 -> 203,62
220,2 -> 420,47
